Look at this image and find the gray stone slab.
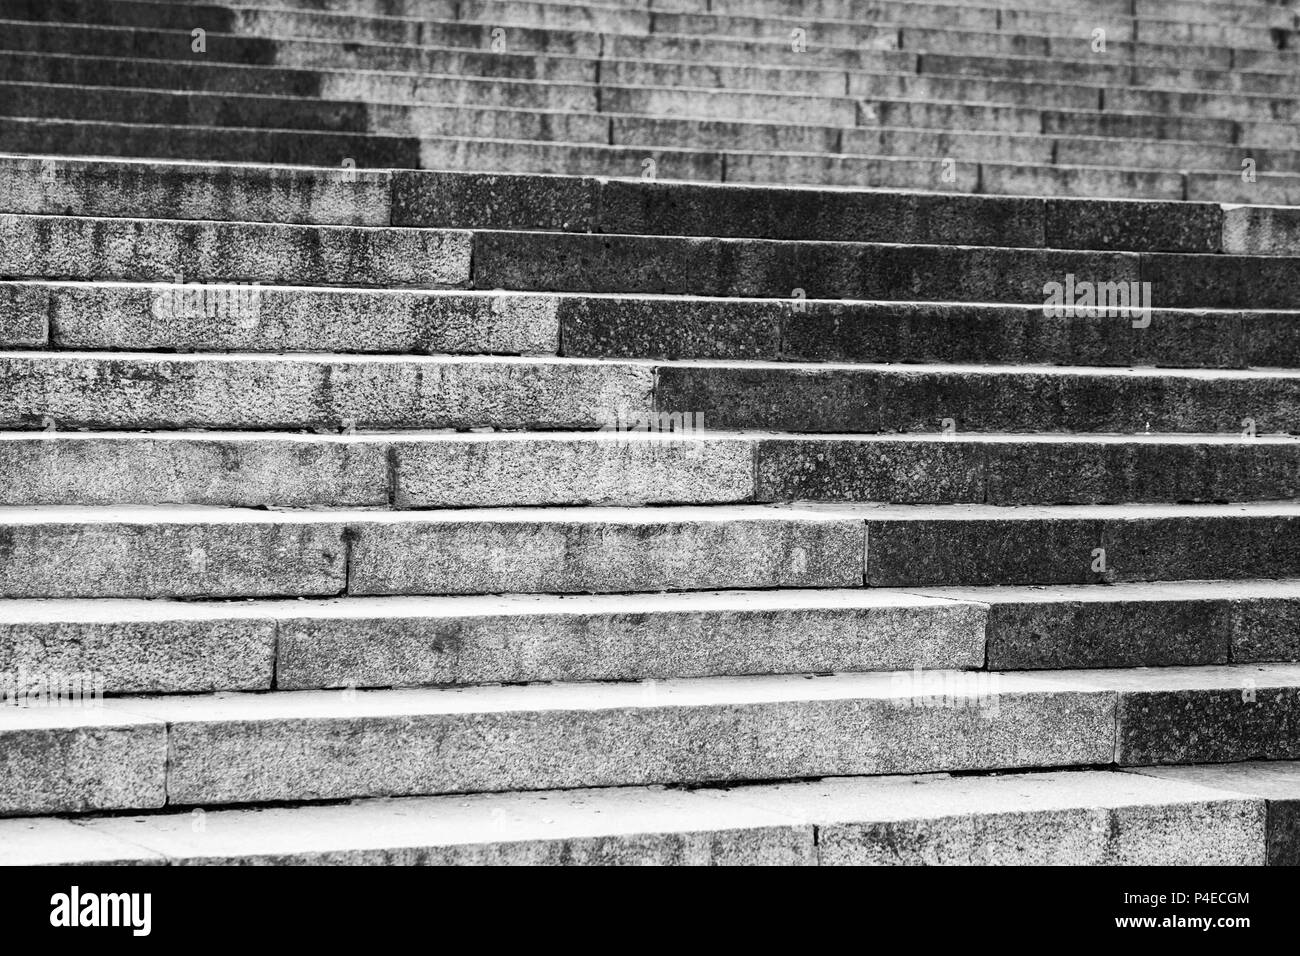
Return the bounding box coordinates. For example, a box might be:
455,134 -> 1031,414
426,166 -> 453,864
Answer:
347,506 -> 865,594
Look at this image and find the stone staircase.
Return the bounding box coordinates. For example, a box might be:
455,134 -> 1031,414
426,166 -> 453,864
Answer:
2,0 -> 1300,866
6,0 -> 1300,200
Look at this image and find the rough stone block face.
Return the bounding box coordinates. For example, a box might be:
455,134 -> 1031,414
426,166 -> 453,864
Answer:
0,436 -> 390,507
981,438 -> 1300,505
1232,596 -> 1300,662
45,284 -> 561,355
156,674 -> 1115,804
595,179 -> 1044,247
1141,252 -> 1300,310
347,510 -> 865,594
1222,205 -> 1300,256
0,355 -> 653,430
0,604 -> 275,693
0,513 -> 347,598
655,364 -> 1300,434
274,592 -> 986,687
470,231 -> 1139,302
0,154 -> 392,226
866,513 -> 1101,587
0,710 -> 167,816
756,438 -> 987,503
558,295 -> 781,360
390,170 -> 599,231
1107,666 -> 1300,764
0,214 -> 471,287
393,435 -> 755,507
865,506 -> 1300,588
0,282 -> 48,347
1129,762 -> 1300,866
741,772 -> 1265,866
979,593 -> 1232,670
1100,513 -> 1300,582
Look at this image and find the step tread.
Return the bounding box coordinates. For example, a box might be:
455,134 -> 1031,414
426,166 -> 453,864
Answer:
0,767 -> 1270,865
6,661 -> 1292,724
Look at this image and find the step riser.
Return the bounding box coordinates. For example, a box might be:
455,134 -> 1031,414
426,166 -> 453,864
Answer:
3,436 -> 1298,508
1,686 -> 1115,812
19,284 -> 1288,370
6,160 -> 1239,254
0,355 -> 653,431
5,584 -> 1299,694
5,356 -> 1295,434
2,509 -> 1297,598
9,80 -> 1297,155
0,596 -> 988,692
5,283 -> 561,355
19,61 -> 1300,137
8,665 -> 1300,815
0,117 -> 424,169
980,592 -> 1300,669
0,215 -> 472,287
657,366 -> 1300,435
866,513 -> 1300,586
5,121 -> 1295,206
0,514 -> 863,598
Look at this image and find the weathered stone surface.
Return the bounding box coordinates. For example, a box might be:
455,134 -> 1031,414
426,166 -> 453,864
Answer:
0,115 -> 422,169
1142,251 -> 1300,310
43,284 -> 561,355
980,436 -> 1300,504
1067,664 -> 1300,765
1222,205 -> 1300,257
0,214 -> 471,287
0,354 -> 652,430
1232,592 -> 1300,663
756,437 -> 987,503
347,506 -> 865,594
0,282 -> 48,347
0,507 -> 347,598
921,582 -> 1235,669
0,707 -> 167,816
759,435 -> 1300,505
6,767 -> 1271,865
861,503 -> 1300,587
0,816 -> 167,865
864,506 -> 1101,587
1046,198 -> 1222,253
1100,509 -> 1300,582
393,434 -> 754,507
0,154 -> 391,225
1130,761 -> 1300,865
391,169 -> 599,231
656,363 -> 1300,433
274,590 -> 985,687
596,178 -> 1044,246
144,672 -> 1115,803
558,295 -> 780,360
715,771 -> 1264,865
0,598 -> 276,692
0,435 -> 389,507
61,786 -> 814,865
471,231 -> 1138,302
